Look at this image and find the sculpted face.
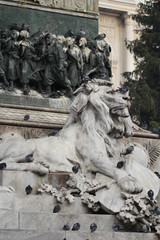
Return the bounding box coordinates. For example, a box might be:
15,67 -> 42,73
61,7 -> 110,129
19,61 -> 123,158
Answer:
57,35 -> 65,45
78,37 -> 87,47
66,37 -> 74,47
10,30 -> 19,40
102,90 -> 130,118
45,33 -> 53,44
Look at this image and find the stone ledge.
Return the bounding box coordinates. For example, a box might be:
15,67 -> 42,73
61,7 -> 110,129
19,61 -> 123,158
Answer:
0,92 -> 71,111
0,0 -> 99,18
14,195 -> 90,214
19,212 -> 115,232
0,171 -> 70,194
0,230 -> 158,240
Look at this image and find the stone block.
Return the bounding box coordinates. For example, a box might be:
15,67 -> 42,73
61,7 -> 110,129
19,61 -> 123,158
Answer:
0,210 -> 18,229
0,230 -> 158,240
14,195 -> 90,214
0,230 -> 65,240
66,232 -> 159,240
0,171 -> 70,194
0,190 -> 15,210
19,212 -> 116,232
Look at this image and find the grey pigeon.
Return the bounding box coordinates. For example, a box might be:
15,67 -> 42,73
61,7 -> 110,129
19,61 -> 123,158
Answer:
155,206 -> 160,215
63,224 -> 70,231
90,223 -> 97,232
112,223 -> 124,231
154,172 -> 160,178
25,185 -> 32,195
95,33 -> 106,40
25,154 -> 33,162
141,121 -> 148,130
139,224 -> 149,233
23,88 -> 30,95
117,86 -> 129,94
24,114 -> 30,121
117,161 -> 124,169
72,223 -> 80,231
152,127 -> 159,134
148,189 -> 154,200
0,162 -> 7,170
121,146 -> 134,156
48,128 -> 59,136
72,165 -> 79,174
53,204 -> 61,213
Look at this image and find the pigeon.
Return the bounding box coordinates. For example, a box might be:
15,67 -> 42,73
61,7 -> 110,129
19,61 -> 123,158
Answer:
48,91 -> 61,98
139,224 -> 149,233
21,23 -> 30,32
117,86 -> 129,94
82,76 -> 91,83
25,185 -> 33,195
148,189 -> 154,200
25,154 -> 33,162
154,172 -> 160,178
149,209 -> 154,215
24,114 -> 30,121
117,161 -> 124,169
63,224 -> 70,231
64,30 -> 74,38
0,82 -> 7,90
48,128 -> 59,136
152,127 -> 159,134
76,30 -> 86,41
72,223 -> 80,231
72,165 -> 79,174
53,204 -> 61,213
155,206 -> 160,215
95,33 -> 106,40
9,23 -> 22,31
121,146 -> 134,156
23,87 -> 30,95
141,121 -> 148,130
112,223 -> 124,231
90,223 -> 97,232
0,162 -> 7,170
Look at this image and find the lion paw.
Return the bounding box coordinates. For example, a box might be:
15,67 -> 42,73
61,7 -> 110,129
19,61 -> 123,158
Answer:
118,174 -> 143,193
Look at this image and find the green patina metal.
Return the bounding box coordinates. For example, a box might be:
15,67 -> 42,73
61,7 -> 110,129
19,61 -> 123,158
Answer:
0,4 -> 98,38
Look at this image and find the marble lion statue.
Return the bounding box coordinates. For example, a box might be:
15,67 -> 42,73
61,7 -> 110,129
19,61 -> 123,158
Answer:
0,78 -> 159,197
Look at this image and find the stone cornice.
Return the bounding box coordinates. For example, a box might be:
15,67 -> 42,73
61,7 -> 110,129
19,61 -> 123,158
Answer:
0,0 -> 99,19
99,0 -> 137,14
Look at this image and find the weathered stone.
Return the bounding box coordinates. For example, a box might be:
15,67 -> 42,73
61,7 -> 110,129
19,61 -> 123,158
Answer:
0,171 -> 70,194
0,210 -> 18,229
0,230 -> 158,240
0,92 -> 71,110
0,230 -> 64,240
14,195 -> 90,214
19,212 -> 115,232
0,189 -> 15,210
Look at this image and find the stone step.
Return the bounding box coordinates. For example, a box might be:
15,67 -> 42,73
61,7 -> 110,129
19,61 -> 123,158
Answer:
0,189 -> 90,214
0,230 -> 158,240
0,211 -> 116,232
19,212 -> 115,232
14,195 -> 90,214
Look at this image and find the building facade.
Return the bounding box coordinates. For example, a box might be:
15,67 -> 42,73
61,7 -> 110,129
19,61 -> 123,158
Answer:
99,0 -> 141,88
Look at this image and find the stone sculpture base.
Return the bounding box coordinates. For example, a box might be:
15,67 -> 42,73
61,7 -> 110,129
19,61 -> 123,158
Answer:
0,170 -> 159,239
